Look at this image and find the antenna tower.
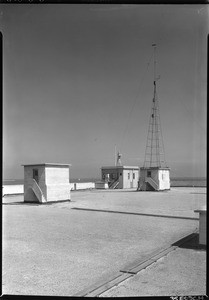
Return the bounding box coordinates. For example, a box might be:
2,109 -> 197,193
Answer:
143,44 -> 167,168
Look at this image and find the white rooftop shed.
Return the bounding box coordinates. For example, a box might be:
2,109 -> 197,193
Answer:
139,167 -> 170,191
22,163 -> 71,203
101,166 -> 139,189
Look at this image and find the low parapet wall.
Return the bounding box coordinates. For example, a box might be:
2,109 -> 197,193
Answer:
3,182 -> 96,196
4,180 -> 206,196
2,185 -> 24,196
70,182 -> 95,190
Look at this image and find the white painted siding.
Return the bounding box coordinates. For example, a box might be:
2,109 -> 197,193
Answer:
23,164 -> 71,203
123,169 -> 139,189
72,182 -> 95,190
158,169 -> 170,190
139,168 -> 170,191
45,166 -> 70,184
2,185 -> 24,195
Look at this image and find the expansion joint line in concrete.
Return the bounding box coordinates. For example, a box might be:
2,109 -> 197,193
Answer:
74,230 -> 198,297
72,207 -> 199,220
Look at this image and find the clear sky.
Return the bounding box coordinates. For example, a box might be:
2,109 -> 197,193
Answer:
1,4 -> 207,180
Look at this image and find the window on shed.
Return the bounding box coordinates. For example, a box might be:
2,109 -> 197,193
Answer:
133,173 -> 135,179
33,169 -> 39,181
128,173 -> 130,180
147,171 -> 151,177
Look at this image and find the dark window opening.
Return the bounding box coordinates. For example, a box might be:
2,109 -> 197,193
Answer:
33,169 -> 38,177
147,171 -> 151,177
33,169 -> 39,182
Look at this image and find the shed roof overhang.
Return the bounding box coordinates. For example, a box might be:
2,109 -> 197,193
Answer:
22,163 -> 71,168
140,166 -> 170,170
101,166 -> 139,170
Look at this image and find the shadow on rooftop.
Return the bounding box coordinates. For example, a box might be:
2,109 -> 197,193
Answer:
2,201 -> 39,206
172,232 -> 206,251
3,199 -> 72,206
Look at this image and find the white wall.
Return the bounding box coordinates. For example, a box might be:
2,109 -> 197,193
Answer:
123,169 -> 139,188
158,169 -> 170,190
46,184 -> 71,201
123,170 -> 130,188
2,181 -> 96,195
44,166 -> 70,201
2,185 -> 24,195
45,166 -> 70,184
23,165 -> 71,202
70,182 -> 95,190
94,182 -> 109,189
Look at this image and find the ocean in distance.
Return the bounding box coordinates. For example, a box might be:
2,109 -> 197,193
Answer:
3,177 -> 207,187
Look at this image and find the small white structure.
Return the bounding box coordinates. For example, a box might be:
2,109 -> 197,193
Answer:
194,207 -> 206,246
22,163 -> 71,203
139,167 -> 170,191
101,166 -> 139,189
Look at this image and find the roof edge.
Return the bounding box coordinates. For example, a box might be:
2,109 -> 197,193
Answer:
101,165 -> 139,169
140,166 -> 170,170
22,163 -> 71,167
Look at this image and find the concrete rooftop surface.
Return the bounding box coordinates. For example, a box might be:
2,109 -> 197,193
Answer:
2,187 -> 207,297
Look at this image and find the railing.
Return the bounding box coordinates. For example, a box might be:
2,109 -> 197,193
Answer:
32,179 -> 46,203
145,177 -> 159,191
109,179 -> 119,189
112,181 -> 119,189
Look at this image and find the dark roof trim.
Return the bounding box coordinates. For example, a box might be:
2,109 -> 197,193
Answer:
140,167 -> 170,170
22,163 -> 71,167
101,166 -> 139,170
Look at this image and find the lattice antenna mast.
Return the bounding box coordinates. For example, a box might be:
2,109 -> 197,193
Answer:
143,44 -> 167,168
